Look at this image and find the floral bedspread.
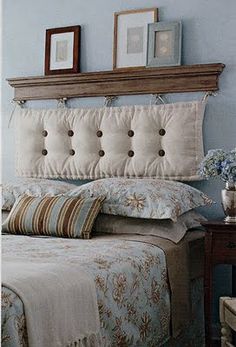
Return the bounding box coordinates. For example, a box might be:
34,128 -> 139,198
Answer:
2,234 -> 171,347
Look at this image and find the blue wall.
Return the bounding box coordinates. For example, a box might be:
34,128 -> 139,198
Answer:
2,0 -> 236,329
2,0 -> 236,219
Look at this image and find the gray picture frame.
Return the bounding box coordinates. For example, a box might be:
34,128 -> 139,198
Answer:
146,21 -> 182,68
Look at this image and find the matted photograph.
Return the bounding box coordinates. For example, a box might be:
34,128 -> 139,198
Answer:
146,21 -> 182,67
113,8 -> 158,69
45,25 -> 81,75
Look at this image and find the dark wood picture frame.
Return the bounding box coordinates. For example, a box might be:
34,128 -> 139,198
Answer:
45,25 -> 80,75
113,8 -> 158,70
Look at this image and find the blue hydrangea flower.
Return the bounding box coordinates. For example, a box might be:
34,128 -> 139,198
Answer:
199,148 -> 236,182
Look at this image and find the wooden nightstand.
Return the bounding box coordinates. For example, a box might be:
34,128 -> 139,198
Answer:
201,220 -> 236,347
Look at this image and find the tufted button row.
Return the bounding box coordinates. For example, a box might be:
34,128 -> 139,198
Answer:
42,148 -> 165,157
42,129 -> 166,139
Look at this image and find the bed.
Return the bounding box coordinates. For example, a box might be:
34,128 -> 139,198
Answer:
1,176 -> 207,347
1,68 -> 224,346
2,208 -> 205,346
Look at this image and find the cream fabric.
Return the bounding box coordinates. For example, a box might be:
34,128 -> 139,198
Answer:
15,102 -> 205,180
2,259 -> 101,347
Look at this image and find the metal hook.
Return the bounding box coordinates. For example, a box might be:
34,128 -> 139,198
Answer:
152,94 -> 167,105
202,91 -> 217,103
104,96 -> 117,107
11,100 -> 26,107
8,100 -> 26,128
57,97 -> 68,108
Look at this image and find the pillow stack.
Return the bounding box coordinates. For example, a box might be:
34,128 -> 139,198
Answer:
2,177 -> 211,243
66,178 -> 211,243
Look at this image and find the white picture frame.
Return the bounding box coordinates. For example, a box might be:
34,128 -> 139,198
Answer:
113,8 -> 158,69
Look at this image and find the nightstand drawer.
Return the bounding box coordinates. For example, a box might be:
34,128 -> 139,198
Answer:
212,233 -> 236,261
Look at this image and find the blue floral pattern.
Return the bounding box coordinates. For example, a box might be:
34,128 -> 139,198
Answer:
2,234 -> 170,347
67,178 -> 212,221
1,179 -> 77,211
1,234 -> 204,346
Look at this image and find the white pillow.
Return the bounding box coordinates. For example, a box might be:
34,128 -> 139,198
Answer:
1,178 -> 78,211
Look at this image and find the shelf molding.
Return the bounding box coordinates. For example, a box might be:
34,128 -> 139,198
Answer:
7,63 -> 225,101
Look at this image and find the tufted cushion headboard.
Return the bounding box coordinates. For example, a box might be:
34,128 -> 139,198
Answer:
15,101 -> 206,181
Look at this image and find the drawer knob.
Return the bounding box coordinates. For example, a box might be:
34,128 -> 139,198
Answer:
226,241 -> 236,249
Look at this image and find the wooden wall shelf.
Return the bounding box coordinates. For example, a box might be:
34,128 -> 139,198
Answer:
7,63 -> 225,101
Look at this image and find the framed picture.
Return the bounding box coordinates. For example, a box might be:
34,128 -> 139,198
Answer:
113,8 -> 158,69
146,21 -> 182,68
45,25 -> 80,75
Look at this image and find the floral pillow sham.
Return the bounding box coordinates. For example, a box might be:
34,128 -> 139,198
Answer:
67,178 -> 212,222
1,178 -> 78,211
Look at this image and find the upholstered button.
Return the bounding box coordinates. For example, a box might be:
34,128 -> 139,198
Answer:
69,149 -> 75,156
42,130 -> 48,137
159,149 -> 165,157
68,130 -> 74,137
128,130 -> 134,137
42,149 -> 48,156
159,129 -> 166,136
97,130 -> 103,137
128,150 -> 134,157
99,150 -> 105,157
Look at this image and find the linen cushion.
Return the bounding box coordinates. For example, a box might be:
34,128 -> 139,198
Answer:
67,178 -> 212,222
1,178 -> 78,211
2,195 -> 105,239
15,101 -> 205,181
94,210 -> 207,243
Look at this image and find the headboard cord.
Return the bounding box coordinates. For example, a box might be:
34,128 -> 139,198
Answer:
57,98 -> 68,108
8,100 -> 26,128
202,91 -> 217,103
104,96 -> 117,107
151,94 -> 168,105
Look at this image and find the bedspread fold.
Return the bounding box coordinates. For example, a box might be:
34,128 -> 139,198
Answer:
2,259 -> 101,347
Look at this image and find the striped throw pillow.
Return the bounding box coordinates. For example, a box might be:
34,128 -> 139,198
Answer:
2,195 -> 105,239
